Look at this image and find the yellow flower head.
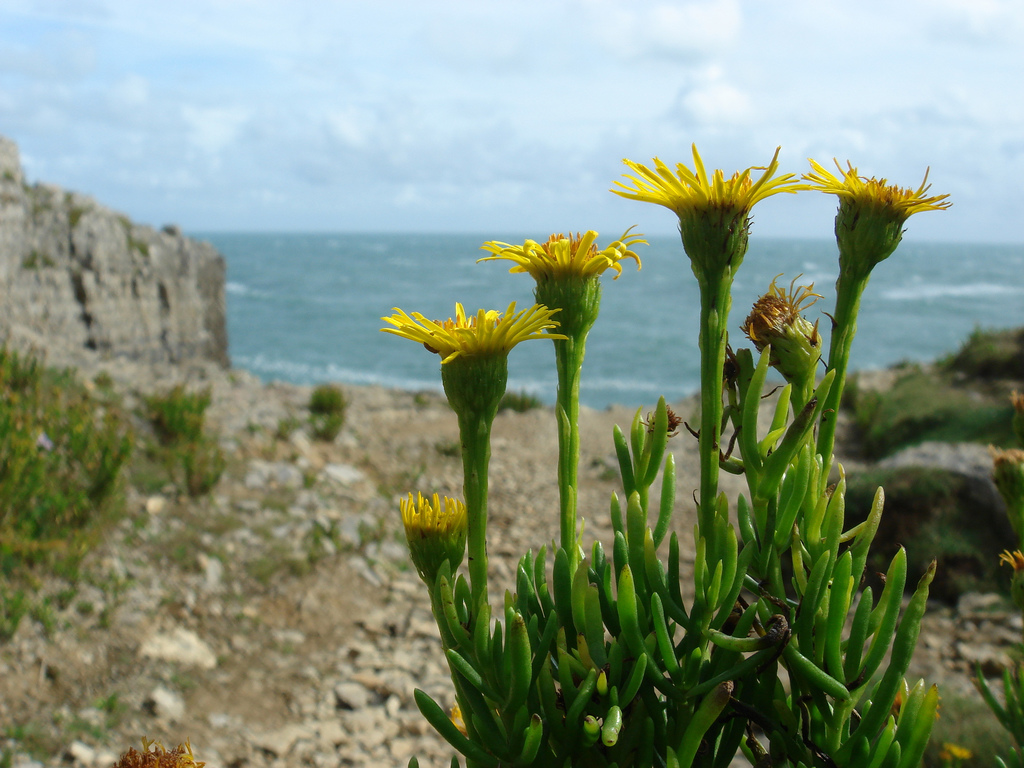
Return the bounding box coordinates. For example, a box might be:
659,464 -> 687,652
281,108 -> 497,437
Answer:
400,492 -> 468,584
613,145 -> 802,281
381,301 -> 565,364
803,159 -> 952,220
612,145 -> 802,219
803,159 -> 951,277
114,740 -> 205,768
479,228 -> 645,281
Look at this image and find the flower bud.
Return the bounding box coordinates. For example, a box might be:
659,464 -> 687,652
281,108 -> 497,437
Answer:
400,492 -> 468,586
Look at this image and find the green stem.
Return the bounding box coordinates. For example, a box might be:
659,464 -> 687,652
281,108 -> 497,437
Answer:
697,273 -> 733,533
458,410 -> 494,609
815,274 -> 868,473
554,333 -> 586,571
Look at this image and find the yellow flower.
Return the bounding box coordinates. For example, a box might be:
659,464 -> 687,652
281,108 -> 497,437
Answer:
450,703 -> 469,737
400,492 -> 468,583
803,159 -> 951,220
613,145 -> 803,282
612,145 -> 802,219
938,743 -> 973,762
381,301 -> 565,364
804,159 -> 951,278
479,229 -> 645,281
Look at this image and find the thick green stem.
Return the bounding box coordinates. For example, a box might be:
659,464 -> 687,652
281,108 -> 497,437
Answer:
554,334 -> 586,569
815,275 -> 868,473
458,410 -> 494,609
697,273 -> 733,532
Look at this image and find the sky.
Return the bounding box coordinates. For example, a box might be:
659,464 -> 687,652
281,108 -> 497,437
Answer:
1,0 -> 1022,243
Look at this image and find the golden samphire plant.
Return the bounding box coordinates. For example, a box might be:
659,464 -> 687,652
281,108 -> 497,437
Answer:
383,148 -> 950,767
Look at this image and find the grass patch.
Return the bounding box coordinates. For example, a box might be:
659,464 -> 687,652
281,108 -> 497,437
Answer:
847,364 -> 1016,459
499,389 -> 543,413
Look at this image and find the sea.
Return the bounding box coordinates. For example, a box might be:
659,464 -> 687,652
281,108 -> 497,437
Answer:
206,233 -> 1024,410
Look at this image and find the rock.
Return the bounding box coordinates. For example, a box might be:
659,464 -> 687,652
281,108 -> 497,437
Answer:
66,741 -> 96,767
323,463 -> 367,486
138,626 -> 218,669
144,684 -> 186,722
244,459 -> 304,490
0,135 -> 228,366
334,682 -> 373,710
145,495 -> 167,515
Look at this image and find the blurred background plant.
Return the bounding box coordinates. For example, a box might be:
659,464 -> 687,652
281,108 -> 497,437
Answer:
308,383 -> 347,441
143,385 -> 224,497
0,346 -> 132,574
976,390 -> 1024,767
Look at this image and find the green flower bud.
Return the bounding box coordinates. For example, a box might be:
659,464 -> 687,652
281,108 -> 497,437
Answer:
400,492 -> 468,586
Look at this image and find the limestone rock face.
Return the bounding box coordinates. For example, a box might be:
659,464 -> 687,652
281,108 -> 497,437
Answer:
0,136 -> 229,366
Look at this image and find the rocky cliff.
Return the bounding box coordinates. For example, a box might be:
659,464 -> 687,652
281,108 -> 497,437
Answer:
0,136 -> 228,367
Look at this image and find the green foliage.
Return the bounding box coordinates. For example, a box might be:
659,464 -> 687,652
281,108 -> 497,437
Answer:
0,347 -> 133,572
848,364 -> 1015,459
0,582 -> 28,640
145,385 -> 211,446
941,326 -> 1024,379
20,250 -> 56,270
144,385 -> 224,497
498,389 -> 543,413
308,383 -> 346,441
846,467 -> 1012,602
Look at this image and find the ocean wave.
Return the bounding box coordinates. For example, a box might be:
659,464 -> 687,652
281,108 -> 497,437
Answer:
226,282 -> 272,298
880,283 -> 1023,301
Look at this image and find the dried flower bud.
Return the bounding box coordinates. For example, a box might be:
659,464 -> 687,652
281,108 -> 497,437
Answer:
113,740 -> 204,768
741,276 -> 822,394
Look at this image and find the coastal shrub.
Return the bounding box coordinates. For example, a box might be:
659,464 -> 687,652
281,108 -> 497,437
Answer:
0,346 -> 133,571
145,385 -> 211,446
845,466 -> 1012,602
849,364 -> 1015,458
143,385 -> 223,497
941,326 -> 1024,380
308,383 -> 346,441
497,389 -> 542,413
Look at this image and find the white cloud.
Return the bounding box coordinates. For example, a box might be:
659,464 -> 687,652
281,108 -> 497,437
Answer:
180,105 -> 250,155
